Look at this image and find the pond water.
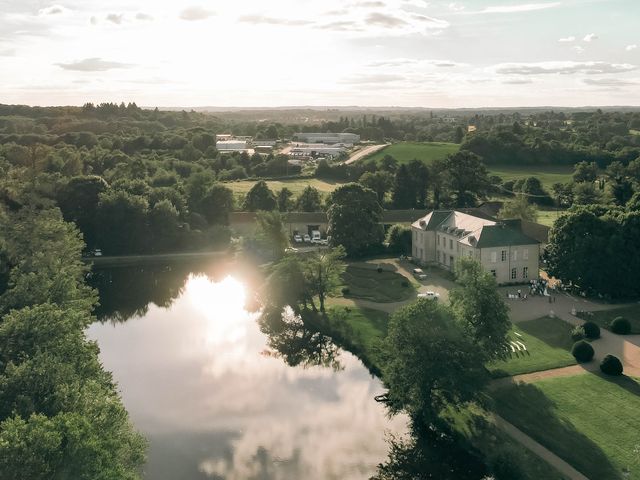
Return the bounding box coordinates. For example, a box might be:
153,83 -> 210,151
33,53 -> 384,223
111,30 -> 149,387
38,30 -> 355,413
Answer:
86,262 -> 406,480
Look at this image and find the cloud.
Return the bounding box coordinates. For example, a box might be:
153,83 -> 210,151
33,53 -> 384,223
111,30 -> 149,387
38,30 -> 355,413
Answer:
448,2 -> 465,11
475,2 -> 561,14
582,78 -> 637,87
238,15 -> 312,26
365,12 -> 408,27
626,44 -> 637,52
56,57 -> 133,71
135,13 -> 153,21
572,45 -> 585,54
492,61 -> 638,75
0,48 -> 16,56
106,13 -> 124,24
354,1 -> 386,7
502,78 -> 534,84
316,20 -> 363,31
38,5 -> 69,16
179,6 -> 215,21
558,36 -> 575,42
90,16 -> 98,25
583,33 -> 598,42
367,58 -> 418,67
340,73 -> 406,84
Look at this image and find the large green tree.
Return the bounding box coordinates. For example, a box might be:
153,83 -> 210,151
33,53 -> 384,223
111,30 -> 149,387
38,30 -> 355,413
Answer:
295,185 -> 322,212
327,183 -> 384,256
243,180 -> 277,211
443,151 -> 490,207
360,171 -> 394,204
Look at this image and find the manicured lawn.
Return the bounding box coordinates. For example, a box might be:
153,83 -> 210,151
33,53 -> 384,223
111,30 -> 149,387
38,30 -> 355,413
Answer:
488,164 -> 573,190
536,209 -> 564,228
488,317 -> 577,378
341,264 -> 417,303
492,374 -> 640,479
223,178 -> 346,196
365,141 -> 460,165
578,304 -> 640,334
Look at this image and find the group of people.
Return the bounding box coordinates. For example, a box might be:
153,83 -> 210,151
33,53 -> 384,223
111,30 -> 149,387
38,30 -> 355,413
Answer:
506,279 -> 558,302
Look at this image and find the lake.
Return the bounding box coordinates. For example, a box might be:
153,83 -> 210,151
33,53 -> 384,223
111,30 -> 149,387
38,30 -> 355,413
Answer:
86,261 -> 406,479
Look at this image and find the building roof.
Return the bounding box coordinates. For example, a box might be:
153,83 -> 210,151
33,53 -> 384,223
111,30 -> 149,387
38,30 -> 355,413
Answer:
502,219 -> 550,244
475,224 -> 540,248
381,209 -> 426,224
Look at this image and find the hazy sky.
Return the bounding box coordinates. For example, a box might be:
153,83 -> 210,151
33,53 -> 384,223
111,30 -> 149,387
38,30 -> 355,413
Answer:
1,0 -> 639,107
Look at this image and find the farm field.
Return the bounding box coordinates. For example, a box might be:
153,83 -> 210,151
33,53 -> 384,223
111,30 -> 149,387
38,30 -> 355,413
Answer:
492,374 -> 640,479
488,316 -> 577,378
223,178 -> 346,196
365,141 -> 460,165
489,164 -> 573,190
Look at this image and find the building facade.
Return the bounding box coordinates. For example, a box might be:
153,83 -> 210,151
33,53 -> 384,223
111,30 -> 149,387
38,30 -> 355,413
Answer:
292,132 -> 360,145
412,210 -> 541,284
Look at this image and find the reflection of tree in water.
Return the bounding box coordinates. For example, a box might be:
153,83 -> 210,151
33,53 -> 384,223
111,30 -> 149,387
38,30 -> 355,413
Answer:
89,260 -> 232,323
258,306 -> 342,371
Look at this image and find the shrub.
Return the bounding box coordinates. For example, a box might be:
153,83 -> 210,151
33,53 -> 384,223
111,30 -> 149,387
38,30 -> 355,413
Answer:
377,266 -> 383,273
489,446 -> 526,480
401,280 -> 409,288
582,321 -> 600,339
341,287 -> 350,296
571,340 -> 594,363
600,354 -> 623,376
571,325 -> 585,341
611,316 -> 631,335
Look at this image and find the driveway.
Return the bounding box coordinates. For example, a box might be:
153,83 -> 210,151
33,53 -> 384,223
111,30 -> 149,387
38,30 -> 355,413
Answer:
343,144 -> 389,165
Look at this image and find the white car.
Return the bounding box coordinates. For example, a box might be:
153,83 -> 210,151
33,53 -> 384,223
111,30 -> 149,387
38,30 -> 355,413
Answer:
418,291 -> 440,300
412,268 -> 427,280
293,234 -> 303,243
303,234 -> 311,243
285,247 -> 299,253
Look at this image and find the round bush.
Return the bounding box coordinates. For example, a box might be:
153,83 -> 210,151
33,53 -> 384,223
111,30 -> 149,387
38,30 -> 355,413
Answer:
571,340 -> 594,363
582,321 -> 600,339
571,325 -> 585,341
341,287 -> 350,296
600,354 -> 623,376
611,316 -> 631,335
376,266 -> 383,273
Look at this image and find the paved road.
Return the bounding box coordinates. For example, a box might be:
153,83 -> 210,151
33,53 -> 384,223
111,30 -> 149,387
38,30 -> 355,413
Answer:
343,143 -> 389,165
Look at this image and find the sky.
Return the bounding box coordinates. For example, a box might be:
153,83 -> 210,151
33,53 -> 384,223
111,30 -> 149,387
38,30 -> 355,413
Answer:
0,0 -> 639,108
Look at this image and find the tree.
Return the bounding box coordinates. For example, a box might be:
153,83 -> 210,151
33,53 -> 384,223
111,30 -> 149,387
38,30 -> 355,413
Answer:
449,258 -> 511,361
327,183 -> 384,256
276,187 -> 294,212
407,160 -> 429,207
380,154 -> 399,173
383,299 -> 488,427
243,180 -> 277,211
149,200 -> 180,252
57,176 -> 109,249
295,185 -> 322,212
454,126 -> 465,144
391,165 -> 414,208
572,182 -> 602,205
360,171 -> 394,203
301,246 -> 346,312
443,151 -> 490,207
498,195 -> 538,222
96,190 -> 149,254
255,210 -> 289,259
198,184 -> 234,225
573,161 -> 598,183
385,224 -> 412,255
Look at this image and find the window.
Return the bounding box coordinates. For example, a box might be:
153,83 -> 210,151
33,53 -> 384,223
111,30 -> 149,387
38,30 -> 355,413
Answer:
513,250 -> 518,261
437,235 -> 440,246
414,231 -> 417,241
523,267 -> 529,279
449,239 -> 453,250
511,268 -> 517,280
491,251 -> 497,263
523,249 -> 529,260
501,250 -> 507,262
490,270 -> 496,277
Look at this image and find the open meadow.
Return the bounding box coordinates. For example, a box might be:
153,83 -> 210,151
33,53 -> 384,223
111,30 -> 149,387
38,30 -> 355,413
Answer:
365,142 -> 460,165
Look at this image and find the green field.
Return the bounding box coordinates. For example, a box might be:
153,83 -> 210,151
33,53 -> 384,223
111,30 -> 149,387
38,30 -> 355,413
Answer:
223,178 -> 346,196
537,209 -> 564,228
489,317 -> 577,378
365,142 -> 460,165
578,304 -> 640,334
492,374 -> 640,479
341,264 -> 416,303
488,164 -> 574,190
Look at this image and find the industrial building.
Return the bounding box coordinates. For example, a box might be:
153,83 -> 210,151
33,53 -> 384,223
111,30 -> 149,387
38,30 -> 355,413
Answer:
293,132 -> 360,145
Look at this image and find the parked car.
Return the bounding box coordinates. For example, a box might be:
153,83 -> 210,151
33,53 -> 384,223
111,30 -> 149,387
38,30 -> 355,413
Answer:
412,268 -> 427,280
93,249 -> 103,257
303,234 -> 311,243
285,247 -> 299,253
418,291 -> 440,300
293,234 -> 303,243
311,230 -> 322,243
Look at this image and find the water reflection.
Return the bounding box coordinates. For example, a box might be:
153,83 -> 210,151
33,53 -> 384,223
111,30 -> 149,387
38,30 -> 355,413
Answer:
87,266 -> 406,479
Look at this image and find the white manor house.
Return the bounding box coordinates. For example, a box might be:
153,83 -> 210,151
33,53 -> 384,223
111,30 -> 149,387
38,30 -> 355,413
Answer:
411,209 -> 545,284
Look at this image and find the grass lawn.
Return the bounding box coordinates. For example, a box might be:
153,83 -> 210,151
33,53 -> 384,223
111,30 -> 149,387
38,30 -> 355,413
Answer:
488,164 -> 573,190
488,317 -> 577,378
491,374 -> 640,479
365,141 -> 460,165
578,304 -> 640,334
536,209 -> 564,228
223,178 -> 346,196
340,264 -> 417,303
630,129 -> 640,136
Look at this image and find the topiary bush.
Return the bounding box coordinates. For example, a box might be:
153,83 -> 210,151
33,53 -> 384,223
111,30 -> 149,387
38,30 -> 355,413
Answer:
341,287 -> 350,296
571,325 -> 585,341
600,354 -> 623,375
376,266 -> 383,273
571,340 -> 594,363
582,321 -> 600,339
611,316 -> 631,335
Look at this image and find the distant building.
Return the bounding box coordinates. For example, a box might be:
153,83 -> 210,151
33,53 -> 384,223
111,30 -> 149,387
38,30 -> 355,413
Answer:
216,140 -> 248,151
289,143 -> 346,158
293,132 -> 360,145
216,134 -> 233,141
411,210 -> 542,284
